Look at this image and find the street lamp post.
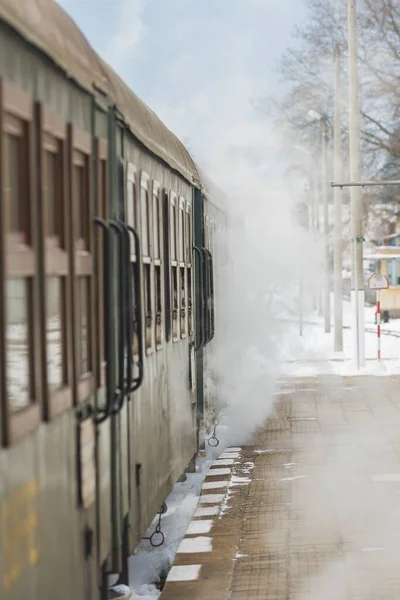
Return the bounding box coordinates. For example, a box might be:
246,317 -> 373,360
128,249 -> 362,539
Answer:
308,110 -> 331,334
347,0 -> 365,368
333,44 -> 343,352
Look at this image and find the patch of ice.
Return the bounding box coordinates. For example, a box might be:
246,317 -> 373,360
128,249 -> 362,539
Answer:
186,520 -> 213,535
214,458 -> 235,466
227,447 -> 242,451
235,552 -> 248,558
167,565 -> 202,581
177,536 -> 212,554
280,475 -> 307,482
199,493 -> 225,504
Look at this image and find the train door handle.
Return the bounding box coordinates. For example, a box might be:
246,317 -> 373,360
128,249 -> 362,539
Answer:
93,217 -> 112,424
127,225 -> 144,392
193,246 -> 205,351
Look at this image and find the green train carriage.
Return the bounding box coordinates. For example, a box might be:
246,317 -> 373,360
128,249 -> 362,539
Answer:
0,1 -> 227,599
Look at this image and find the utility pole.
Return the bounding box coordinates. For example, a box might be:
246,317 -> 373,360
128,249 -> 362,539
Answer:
333,44 -> 343,351
322,118 -> 330,333
348,0 -> 365,367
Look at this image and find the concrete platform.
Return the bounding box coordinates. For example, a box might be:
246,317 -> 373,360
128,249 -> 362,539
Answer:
161,376 -> 400,600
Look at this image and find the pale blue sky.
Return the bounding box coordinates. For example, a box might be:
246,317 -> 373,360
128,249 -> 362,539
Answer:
58,0 -> 307,169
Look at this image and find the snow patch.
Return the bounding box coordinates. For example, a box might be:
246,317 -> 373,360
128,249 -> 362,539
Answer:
177,536 -> 213,554
194,505 -> 220,517
202,480 -> 229,490
214,458 -> 235,466
186,520 -> 213,535
207,468 -> 231,476
220,452 -> 241,459
167,565 -> 202,582
199,493 -> 225,504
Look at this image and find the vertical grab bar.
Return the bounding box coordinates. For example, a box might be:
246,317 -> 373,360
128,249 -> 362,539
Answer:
119,222 -> 133,393
193,246 -> 205,351
109,220 -> 126,413
127,225 -> 144,391
204,249 -> 215,343
94,217 -> 112,423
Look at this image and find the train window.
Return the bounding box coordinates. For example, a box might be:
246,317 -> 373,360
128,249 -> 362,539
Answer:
163,191 -> 171,343
126,164 -> 139,358
127,164 -> 136,232
141,173 -> 153,351
172,266 -> 179,340
187,267 -> 193,336
155,265 -> 162,346
144,264 -> 152,350
73,152 -> 90,249
153,181 -> 163,348
40,107 -> 73,419
140,175 -> 150,257
76,276 -> 92,376
180,267 -> 186,338
0,81 -> 40,444
153,183 -> 161,260
96,138 -> 108,387
71,126 -> 95,403
186,202 -> 193,335
6,132 -> 25,235
186,205 -> 192,265
179,197 -> 185,263
6,278 -> 33,411
170,193 -> 177,261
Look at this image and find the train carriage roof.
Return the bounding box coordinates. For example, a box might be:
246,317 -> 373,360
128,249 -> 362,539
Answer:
0,0 -> 200,185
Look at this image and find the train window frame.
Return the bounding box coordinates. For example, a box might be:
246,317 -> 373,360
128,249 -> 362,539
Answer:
126,163 -> 137,260
153,180 -> 164,349
0,81 -> 41,446
40,105 -> 74,419
140,172 -> 154,353
178,197 -> 187,339
170,192 -> 179,342
69,125 -> 96,404
126,164 -> 140,360
186,200 -> 193,336
95,137 -> 108,388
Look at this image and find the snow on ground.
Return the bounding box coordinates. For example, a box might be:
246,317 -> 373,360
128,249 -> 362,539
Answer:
128,446 -> 221,599
279,296 -> 400,377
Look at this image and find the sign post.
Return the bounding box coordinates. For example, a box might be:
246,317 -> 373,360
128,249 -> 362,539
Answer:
368,274 -> 389,361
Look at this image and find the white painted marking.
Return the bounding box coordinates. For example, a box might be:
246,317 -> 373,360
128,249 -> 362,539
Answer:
199,493 -> 225,504
227,447 -> 242,451
187,520 -> 213,535
231,476 -> 251,485
214,459 -> 235,466
372,474 -> 400,482
220,452 -> 241,459
194,505 -> 219,517
167,565 -> 202,581
207,468 -> 231,477
177,536 -> 212,553
203,480 -> 229,490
